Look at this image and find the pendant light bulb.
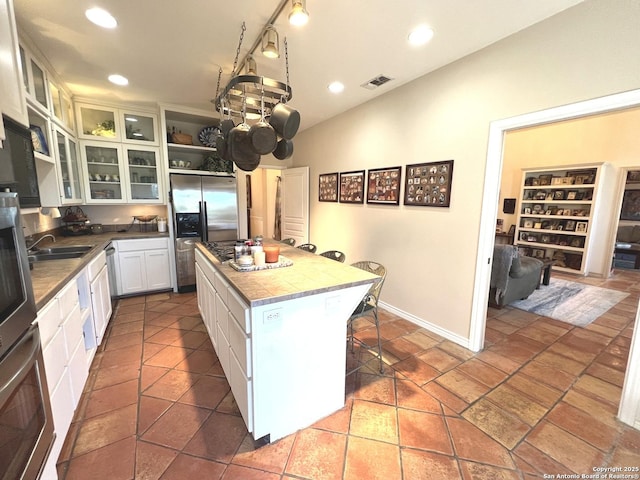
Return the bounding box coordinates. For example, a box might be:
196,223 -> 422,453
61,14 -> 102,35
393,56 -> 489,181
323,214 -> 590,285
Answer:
261,25 -> 280,58
288,0 -> 309,26
246,54 -> 257,75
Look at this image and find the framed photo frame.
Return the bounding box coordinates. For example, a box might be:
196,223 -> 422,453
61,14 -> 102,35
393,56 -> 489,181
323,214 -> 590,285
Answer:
366,166 -> 401,205
339,170 -> 365,204
575,221 -> 588,233
318,172 -> 339,202
508,224 -> 516,235
620,190 -> 640,220
566,190 -> 578,200
404,160 -> 454,207
538,174 -> 552,185
553,190 -> 566,200
523,207 -> 532,214
627,170 -> 640,184
523,219 -> 534,228
565,220 -> 576,231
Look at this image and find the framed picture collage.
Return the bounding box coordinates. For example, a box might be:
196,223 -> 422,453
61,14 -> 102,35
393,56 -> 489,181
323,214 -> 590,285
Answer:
319,160 -> 454,207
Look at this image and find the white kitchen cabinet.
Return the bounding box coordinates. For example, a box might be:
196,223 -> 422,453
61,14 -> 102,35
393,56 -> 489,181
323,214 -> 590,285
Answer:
80,141 -> 127,203
88,251 -> 112,345
37,277 -> 87,476
115,238 -> 171,296
0,0 -> 28,135
54,126 -> 84,204
124,145 -> 163,203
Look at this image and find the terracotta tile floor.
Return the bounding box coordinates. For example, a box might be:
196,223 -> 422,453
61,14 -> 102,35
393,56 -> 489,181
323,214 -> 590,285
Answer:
56,269 -> 640,480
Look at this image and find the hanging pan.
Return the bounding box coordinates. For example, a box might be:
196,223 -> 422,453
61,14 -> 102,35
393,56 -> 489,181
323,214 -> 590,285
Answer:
228,109 -> 260,172
273,137 -> 294,160
249,93 -> 277,154
269,102 -> 300,140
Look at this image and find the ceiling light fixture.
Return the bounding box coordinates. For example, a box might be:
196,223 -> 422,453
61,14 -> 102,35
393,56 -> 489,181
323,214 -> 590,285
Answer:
85,7 -> 117,29
408,25 -> 434,46
328,81 -> 344,94
288,0 -> 309,26
245,54 -> 257,75
108,74 -> 128,86
261,25 -> 280,58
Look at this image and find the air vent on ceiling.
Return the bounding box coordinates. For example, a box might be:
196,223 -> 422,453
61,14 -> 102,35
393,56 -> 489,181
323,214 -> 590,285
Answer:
361,74 -> 394,90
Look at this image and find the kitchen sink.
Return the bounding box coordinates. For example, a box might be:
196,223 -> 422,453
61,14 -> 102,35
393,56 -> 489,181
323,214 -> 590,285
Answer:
30,245 -> 93,255
28,245 -> 93,262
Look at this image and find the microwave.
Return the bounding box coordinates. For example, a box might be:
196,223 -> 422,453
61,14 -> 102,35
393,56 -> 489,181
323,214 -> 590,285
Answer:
0,115 -> 41,208
0,191 -> 37,359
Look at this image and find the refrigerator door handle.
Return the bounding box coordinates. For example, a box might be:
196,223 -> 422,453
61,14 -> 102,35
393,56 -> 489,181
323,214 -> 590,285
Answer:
199,201 -> 208,242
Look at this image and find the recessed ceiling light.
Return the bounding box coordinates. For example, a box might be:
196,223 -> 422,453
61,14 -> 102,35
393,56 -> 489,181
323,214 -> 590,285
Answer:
328,81 -> 344,94
108,74 -> 128,86
85,7 -> 117,29
408,25 -> 434,46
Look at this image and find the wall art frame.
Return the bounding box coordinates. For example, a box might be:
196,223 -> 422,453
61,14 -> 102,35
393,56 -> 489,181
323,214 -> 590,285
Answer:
366,166 -> 401,205
318,172 -> 339,202
339,170 -> 365,204
403,160 -> 454,207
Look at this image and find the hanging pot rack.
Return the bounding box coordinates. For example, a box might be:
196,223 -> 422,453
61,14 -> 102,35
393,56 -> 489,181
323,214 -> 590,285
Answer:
214,74 -> 292,118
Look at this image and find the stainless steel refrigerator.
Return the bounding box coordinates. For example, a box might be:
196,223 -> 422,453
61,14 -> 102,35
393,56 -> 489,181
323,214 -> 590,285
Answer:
170,174 -> 238,291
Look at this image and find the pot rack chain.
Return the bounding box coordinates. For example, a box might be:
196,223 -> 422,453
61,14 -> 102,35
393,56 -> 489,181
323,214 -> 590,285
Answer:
231,22 -> 247,77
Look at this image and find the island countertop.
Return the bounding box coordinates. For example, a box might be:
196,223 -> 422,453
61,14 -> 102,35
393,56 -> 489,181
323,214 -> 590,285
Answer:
194,242 -> 379,307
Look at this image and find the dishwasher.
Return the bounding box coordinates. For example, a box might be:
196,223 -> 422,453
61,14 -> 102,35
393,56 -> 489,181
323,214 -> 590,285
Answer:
105,242 -> 120,298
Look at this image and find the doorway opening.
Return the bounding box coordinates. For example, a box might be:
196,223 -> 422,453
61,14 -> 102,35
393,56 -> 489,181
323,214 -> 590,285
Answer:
470,88 -> 640,427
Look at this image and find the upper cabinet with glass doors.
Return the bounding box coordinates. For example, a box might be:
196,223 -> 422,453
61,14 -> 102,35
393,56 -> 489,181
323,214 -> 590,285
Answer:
77,103 -> 159,146
48,81 -> 75,132
54,126 -> 83,204
19,44 -> 49,112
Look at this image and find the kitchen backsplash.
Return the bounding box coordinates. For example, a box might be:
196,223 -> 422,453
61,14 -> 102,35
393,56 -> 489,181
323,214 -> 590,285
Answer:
21,205 -> 169,236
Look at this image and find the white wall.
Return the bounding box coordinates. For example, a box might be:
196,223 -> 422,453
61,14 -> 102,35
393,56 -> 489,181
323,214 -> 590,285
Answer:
291,0 -> 640,341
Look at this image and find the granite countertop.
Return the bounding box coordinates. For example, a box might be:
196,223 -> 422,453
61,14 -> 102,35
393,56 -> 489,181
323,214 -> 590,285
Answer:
195,242 -> 379,307
29,231 -> 169,310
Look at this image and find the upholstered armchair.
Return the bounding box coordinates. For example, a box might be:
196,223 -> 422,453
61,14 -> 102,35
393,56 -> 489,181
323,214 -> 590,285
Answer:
489,245 -> 543,308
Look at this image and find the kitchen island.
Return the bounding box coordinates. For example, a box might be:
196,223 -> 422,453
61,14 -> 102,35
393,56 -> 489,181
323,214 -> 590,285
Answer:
194,242 -> 378,442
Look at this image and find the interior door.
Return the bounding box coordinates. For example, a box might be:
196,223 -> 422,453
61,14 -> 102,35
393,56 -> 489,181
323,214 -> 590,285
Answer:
281,166 -> 309,245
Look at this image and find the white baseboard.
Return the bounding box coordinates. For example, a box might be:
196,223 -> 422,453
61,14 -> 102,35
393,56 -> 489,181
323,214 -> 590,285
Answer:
379,301 -> 474,351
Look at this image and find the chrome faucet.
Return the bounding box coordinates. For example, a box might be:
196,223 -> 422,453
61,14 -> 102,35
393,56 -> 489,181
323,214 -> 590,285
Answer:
27,234 -> 56,251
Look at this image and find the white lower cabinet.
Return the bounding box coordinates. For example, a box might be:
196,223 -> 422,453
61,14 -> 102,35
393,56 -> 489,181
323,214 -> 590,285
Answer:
38,280 -> 87,478
39,254 -> 114,479
114,238 -> 171,295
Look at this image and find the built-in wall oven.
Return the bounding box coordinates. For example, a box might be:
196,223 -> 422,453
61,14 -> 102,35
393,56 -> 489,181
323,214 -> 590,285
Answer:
0,191 -> 54,479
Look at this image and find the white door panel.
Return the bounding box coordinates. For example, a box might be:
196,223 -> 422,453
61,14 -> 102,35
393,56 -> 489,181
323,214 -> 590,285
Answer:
282,167 -> 309,245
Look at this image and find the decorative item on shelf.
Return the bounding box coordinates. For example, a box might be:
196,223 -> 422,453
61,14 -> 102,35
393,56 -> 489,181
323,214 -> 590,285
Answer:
199,126 -> 221,147
87,120 -> 116,138
29,125 -> 49,155
170,127 -> 192,145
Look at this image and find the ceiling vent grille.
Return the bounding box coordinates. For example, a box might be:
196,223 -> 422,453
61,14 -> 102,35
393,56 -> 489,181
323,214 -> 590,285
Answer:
361,74 -> 394,90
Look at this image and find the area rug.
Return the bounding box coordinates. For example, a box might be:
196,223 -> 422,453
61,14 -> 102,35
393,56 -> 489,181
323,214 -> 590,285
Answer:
510,278 -> 629,327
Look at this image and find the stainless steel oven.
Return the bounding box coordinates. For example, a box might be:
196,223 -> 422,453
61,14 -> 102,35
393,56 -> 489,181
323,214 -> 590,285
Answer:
0,191 -> 54,479
0,324 -> 54,480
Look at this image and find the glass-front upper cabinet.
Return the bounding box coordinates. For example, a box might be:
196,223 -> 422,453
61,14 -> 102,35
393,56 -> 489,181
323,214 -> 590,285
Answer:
48,81 -> 75,132
124,146 -> 162,203
53,126 -> 83,204
77,104 -> 119,141
81,141 -> 126,203
19,44 -> 49,111
123,112 -> 157,144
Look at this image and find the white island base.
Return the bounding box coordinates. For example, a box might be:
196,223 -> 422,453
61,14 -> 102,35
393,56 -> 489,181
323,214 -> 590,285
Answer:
195,245 -> 376,442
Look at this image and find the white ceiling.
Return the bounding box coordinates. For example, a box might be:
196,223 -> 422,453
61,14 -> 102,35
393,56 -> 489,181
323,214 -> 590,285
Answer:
14,0 -> 583,132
